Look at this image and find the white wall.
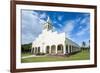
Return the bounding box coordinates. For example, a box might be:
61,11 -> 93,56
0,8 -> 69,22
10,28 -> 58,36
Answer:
0,0 -> 100,73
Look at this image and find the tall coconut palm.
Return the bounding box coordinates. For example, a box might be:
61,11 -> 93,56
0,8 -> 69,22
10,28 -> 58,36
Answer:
82,41 -> 86,50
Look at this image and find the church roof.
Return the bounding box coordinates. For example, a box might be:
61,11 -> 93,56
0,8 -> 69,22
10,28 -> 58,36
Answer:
65,38 -> 80,47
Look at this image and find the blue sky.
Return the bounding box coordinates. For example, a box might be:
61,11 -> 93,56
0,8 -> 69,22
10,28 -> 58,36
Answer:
21,9 -> 90,46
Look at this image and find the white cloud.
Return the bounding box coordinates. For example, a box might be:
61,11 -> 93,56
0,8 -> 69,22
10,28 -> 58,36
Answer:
76,15 -> 90,36
40,12 -> 47,19
80,14 -> 90,25
60,13 -> 90,39
53,21 -> 57,24
62,20 -> 74,38
21,10 -> 46,44
76,25 -> 89,36
62,17 -> 82,37
58,24 -> 62,27
58,16 -> 63,21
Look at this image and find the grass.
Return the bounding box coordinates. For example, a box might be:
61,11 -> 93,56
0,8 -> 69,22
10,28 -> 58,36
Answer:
21,53 -> 32,57
21,50 -> 90,63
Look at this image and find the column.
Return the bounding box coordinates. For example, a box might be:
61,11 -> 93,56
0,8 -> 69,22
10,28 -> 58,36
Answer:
31,48 -> 33,54
63,44 -> 66,54
55,45 -> 57,54
43,46 -> 46,53
73,46 -> 75,52
49,46 -> 51,54
36,47 -> 38,53
33,48 -> 35,54
32,48 -> 34,54
68,45 -> 70,54
75,47 -> 76,52
76,47 -> 77,52
71,46 -> 73,53
70,46 -> 71,53
34,47 -> 36,54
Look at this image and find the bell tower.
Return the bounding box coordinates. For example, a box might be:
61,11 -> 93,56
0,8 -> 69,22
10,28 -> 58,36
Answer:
43,16 -> 53,31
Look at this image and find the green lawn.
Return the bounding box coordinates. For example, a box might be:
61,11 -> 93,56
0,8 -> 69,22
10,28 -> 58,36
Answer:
21,53 -> 32,57
21,50 -> 90,63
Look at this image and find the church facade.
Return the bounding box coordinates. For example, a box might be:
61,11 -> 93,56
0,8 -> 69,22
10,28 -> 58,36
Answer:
31,17 -> 81,55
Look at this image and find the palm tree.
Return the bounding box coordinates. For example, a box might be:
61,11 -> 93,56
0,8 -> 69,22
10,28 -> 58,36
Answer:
89,40 -> 90,48
82,41 -> 86,50
88,40 -> 90,51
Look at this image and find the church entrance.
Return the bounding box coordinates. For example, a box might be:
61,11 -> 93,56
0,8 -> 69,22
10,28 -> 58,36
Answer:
51,45 -> 56,54
57,44 -> 63,54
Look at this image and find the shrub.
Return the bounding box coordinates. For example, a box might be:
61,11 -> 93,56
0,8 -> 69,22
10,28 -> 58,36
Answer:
36,53 -> 45,55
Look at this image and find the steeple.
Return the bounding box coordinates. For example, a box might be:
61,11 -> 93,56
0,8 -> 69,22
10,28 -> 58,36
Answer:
47,16 -> 50,22
43,16 -> 53,31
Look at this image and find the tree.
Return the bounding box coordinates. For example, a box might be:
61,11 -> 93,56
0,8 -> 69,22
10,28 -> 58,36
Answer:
82,41 -> 86,50
89,40 -> 90,48
21,43 -> 32,53
82,41 -> 86,47
88,40 -> 90,51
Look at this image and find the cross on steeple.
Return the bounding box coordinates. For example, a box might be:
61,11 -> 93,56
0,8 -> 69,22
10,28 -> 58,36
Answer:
43,16 -> 53,31
47,16 -> 50,22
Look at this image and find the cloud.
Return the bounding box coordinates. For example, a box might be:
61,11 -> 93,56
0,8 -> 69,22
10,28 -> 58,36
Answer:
71,14 -> 90,45
21,10 -> 90,46
80,17 -> 89,25
63,21 -> 74,33
40,12 -> 47,19
76,25 -> 89,36
58,16 -> 63,21
62,20 -> 74,38
21,10 -> 46,44
60,14 -> 90,45
61,17 -> 82,37
57,24 -> 62,27
76,15 -> 90,36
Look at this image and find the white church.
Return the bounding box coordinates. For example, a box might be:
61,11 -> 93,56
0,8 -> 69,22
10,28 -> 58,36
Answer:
31,17 -> 81,55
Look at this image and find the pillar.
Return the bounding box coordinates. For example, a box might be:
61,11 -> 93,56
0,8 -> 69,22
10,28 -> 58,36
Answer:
31,48 -> 33,54
63,44 -> 66,54
35,47 -> 36,54
34,47 -> 35,54
55,45 -> 57,54
71,46 -> 73,53
49,46 -> 51,54
68,45 -> 70,54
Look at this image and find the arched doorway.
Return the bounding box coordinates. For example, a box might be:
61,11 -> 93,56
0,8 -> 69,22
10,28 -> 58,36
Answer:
51,45 -> 56,54
57,44 -> 63,54
46,46 -> 50,54
38,47 -> 40,53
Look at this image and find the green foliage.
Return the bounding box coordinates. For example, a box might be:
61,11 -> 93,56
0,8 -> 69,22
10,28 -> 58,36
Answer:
21,53 -> 32,57
82,41 -> 86,47
21,43 -> 32,53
